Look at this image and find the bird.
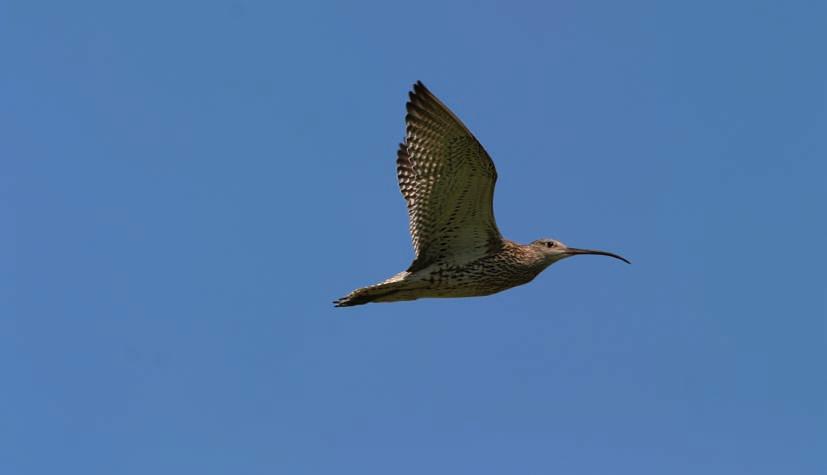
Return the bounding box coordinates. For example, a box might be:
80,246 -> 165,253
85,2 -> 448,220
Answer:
334,81 -> 628,307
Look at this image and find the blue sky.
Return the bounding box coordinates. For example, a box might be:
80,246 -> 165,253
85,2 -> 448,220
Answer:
3,1 -> 825,473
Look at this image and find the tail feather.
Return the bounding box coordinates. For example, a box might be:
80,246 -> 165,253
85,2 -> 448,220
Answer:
334,272 -> 411,307
333,285 -> 401,307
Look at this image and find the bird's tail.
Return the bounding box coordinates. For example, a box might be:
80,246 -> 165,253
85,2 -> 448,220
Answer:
334,273 -> 412,307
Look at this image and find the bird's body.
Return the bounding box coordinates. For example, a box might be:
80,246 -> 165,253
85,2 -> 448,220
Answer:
335,82 -> 627,307
339,240 -> 550,305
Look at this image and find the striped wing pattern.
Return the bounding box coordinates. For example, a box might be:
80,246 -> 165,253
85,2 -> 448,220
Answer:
396,81 -> 503,271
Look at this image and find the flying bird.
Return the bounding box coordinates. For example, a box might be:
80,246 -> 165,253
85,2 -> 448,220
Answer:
334,81 -> 628,307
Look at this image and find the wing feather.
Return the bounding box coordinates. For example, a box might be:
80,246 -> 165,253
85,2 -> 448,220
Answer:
395,81 -> 503,271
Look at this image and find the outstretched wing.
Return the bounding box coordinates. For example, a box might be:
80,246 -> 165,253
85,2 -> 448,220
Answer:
396,81 -> 503,272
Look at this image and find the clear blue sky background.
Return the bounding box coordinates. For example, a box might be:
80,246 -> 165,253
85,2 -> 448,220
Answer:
3,1 -> 825,473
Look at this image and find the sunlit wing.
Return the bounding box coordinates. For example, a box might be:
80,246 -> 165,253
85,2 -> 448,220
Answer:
396,81 -> 503,271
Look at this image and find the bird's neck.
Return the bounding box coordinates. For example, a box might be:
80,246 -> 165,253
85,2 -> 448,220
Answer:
505,240 -> 554,271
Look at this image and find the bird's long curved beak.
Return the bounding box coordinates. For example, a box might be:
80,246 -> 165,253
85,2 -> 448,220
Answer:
565,248 -> 630,264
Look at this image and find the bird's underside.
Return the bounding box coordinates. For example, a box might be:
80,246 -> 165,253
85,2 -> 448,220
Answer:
334,81 -> 627,307
335,240 -> 552,306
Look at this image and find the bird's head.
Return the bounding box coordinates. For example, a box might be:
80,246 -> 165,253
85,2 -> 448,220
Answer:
530,238 -> 630,266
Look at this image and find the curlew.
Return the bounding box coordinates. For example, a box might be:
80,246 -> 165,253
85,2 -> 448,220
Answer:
334,81 -> 628,307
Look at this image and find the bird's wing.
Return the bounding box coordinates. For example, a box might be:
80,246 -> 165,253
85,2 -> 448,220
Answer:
396,81 -> 503,272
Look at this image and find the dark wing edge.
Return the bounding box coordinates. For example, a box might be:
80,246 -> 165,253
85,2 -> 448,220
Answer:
407,81 -> 498,187
395,142 -> 416,212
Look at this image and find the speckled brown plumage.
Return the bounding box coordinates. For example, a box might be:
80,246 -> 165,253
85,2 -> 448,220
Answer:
335,81 -> 628,307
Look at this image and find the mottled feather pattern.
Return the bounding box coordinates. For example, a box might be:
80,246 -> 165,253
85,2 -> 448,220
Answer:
395,144 -> 417,209
402,81 -> 501,271
395,143 -> 420,244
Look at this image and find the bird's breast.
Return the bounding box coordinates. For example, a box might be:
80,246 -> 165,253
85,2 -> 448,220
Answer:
405,253 -> 542,297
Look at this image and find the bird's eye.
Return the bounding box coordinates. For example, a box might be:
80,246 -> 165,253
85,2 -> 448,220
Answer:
546,241 -> 555,248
